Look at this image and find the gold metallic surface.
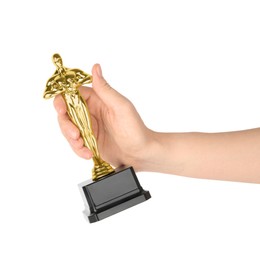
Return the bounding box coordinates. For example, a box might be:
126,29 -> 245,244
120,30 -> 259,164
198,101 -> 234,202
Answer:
43,54 -> 114,180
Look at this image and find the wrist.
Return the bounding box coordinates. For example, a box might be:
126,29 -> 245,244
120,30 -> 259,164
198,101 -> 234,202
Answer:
134,131 -> 182,174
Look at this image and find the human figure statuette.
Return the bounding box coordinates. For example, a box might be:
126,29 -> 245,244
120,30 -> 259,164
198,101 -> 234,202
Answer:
43,54 -> 114,181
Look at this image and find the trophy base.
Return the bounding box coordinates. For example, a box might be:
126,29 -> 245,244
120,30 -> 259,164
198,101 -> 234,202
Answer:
78,166 -> 151,223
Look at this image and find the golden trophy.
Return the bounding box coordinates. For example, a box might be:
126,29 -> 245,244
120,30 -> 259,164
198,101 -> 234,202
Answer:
44,54 -> 151,223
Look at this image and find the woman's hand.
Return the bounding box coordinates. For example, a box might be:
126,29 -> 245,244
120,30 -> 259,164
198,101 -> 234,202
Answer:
54,64 -> 154,171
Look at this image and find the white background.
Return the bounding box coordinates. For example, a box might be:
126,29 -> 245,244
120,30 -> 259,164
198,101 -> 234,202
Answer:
0,0 -> 260,259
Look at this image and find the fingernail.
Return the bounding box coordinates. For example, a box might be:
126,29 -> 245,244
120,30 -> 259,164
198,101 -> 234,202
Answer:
96,64 -> 102,78
58,107 -> 65,114
71,130 -> 78,140
85,151 -> 93,159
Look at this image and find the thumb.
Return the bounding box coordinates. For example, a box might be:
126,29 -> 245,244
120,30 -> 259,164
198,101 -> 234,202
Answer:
92,64 -> 124,106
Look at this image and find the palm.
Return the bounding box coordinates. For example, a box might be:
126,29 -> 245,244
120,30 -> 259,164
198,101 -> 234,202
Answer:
82,86 -> 149,168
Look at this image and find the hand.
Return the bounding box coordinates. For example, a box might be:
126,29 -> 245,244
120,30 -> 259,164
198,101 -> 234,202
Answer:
54,64 -> 154,171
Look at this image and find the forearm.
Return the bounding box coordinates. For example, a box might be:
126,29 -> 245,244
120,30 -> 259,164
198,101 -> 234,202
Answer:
141,128 -> 260,183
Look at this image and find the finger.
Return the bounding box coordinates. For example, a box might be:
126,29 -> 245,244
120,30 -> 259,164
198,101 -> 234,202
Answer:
68,137 -> 93,159
92,64 -> 125,106
58,113 -> 80,140
54,95 -> 67,115
57,114 -> 93,159
74,146 -> 93,160
69,136 -> 84,149
78,86 -> 93,101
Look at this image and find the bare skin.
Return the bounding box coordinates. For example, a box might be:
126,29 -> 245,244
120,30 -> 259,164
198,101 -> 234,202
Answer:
54,64 -> 260,184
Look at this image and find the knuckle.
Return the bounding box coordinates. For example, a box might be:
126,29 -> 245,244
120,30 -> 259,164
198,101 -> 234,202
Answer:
103,81 -> 112,90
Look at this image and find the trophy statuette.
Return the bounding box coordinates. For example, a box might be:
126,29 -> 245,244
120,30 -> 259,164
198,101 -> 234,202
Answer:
43,54 -> 151,223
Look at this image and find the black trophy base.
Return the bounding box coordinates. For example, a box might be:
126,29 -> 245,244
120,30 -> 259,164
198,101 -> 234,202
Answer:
78,166 -> 151,223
